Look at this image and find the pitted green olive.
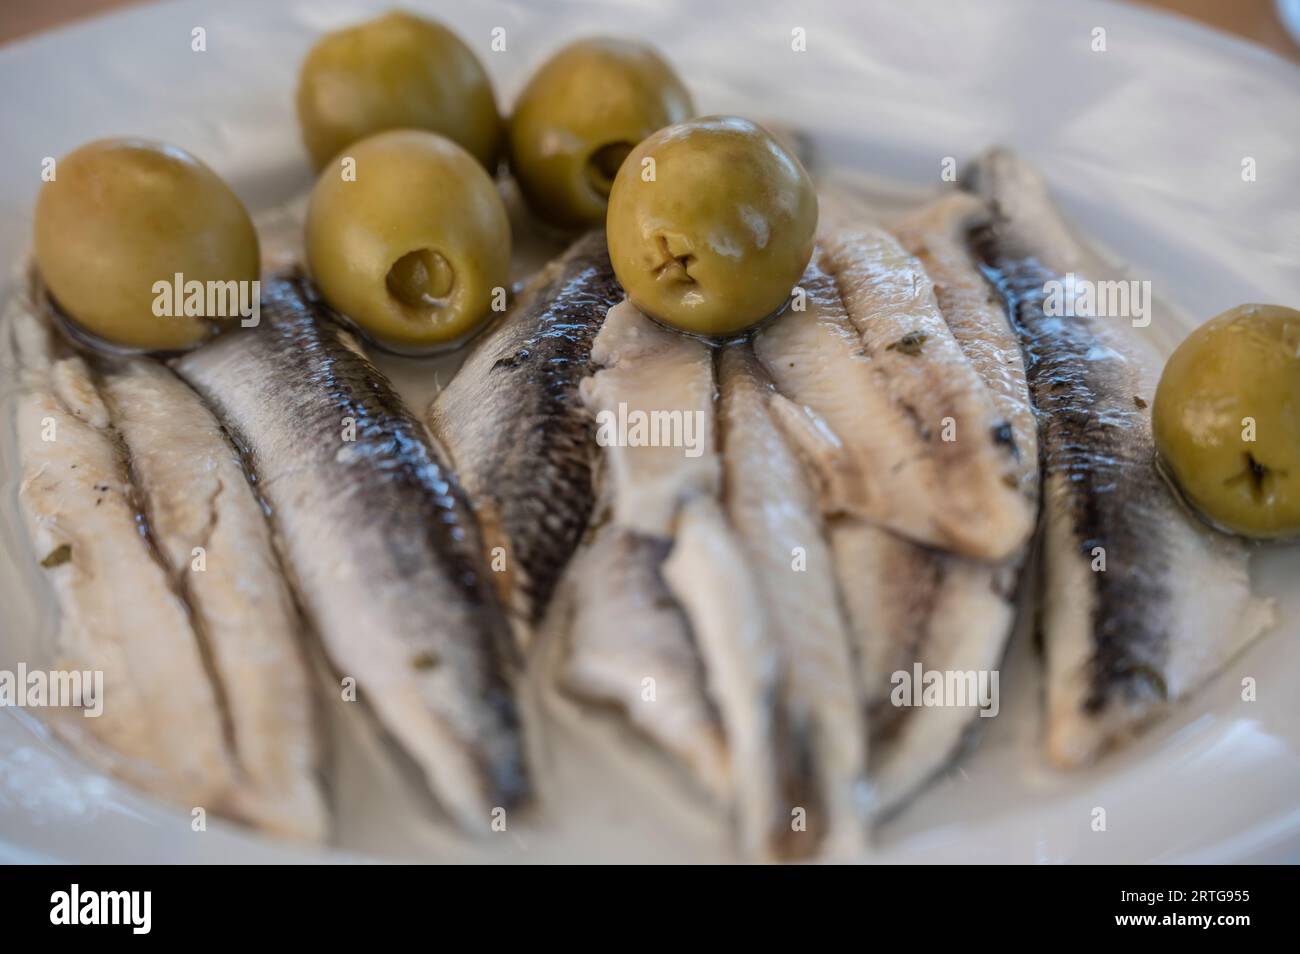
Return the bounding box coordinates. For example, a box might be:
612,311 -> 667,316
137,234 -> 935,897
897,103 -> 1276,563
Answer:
605,116 -> 817,337
296,11 -> 502,172
1153,303 -> 1300,538
305,130 -> 510,352
508,37 -> 692,229
33,138 -> 258,351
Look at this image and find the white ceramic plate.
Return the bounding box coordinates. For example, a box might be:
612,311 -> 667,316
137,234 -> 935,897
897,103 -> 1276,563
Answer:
1,0 -> 1298,863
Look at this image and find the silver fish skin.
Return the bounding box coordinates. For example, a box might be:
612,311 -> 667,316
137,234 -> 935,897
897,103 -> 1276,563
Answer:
99,357 -> 327,839
176,275 -> 529,830
964,149 -> 1275,767
426,232 -> 622,638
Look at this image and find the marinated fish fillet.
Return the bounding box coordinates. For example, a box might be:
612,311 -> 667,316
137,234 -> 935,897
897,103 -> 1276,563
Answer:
830,520 -> 1019,813
553,301 -> 730,807
824,226 -> 1035,557
662,494 -> 801,861
99,358 -> 326,839
754,233 -> 1033,561
891,192 -> 1039,502
717,343 -> 867,853
752,214 -> 1035,811
965,150 -> 1275,767
578,299 -> 718,537
426,232 -> 622,636
4,295 -> 239,819
552,517 -> 730,802
578,300 -> 858,858
577,303 -> 830,859
760,368 -> 1023,813
176,276 -> 529,829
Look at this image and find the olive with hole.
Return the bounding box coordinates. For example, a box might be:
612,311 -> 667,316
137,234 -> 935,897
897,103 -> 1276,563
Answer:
605,115 -> 817,337
1153,303 -> 1300,539
508,37 -> 692,229
296,11 -> 502,172
33,138 -> 259,352
305,129 -> 511,353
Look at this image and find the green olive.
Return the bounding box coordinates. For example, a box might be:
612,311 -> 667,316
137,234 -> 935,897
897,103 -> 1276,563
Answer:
305,129 -> 510,353
1153,304 -> 1300,538
296,11 -> 501,173
605,116 -> 817,337
33,138 -> 258,352
508,37 -> 692,229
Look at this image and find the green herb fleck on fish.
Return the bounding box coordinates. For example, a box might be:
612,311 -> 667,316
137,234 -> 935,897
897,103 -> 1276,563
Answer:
41,544 -> 72,568
410,651 -> 441,671
887,332 -> 927,356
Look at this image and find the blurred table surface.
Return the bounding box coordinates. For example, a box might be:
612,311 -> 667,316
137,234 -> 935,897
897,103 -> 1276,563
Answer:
1,0 -> 1298,61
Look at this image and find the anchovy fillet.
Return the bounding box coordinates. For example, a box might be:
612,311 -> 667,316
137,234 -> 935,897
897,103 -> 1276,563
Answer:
579,299 -> 719,537
546,297 -> 729,801
830,519 -> 1019,812
891,192 -> 1039,504
426,233 -> 622,637
748,209 -> 1040,814
764,384 -> 1023,814
582,303 -> 802,855
4,292 -> 240,821
99,357 -> 326,839
717,343 -> 867,855
755,231 -> 1034,561
964,150 -> 1275,766
549,517 -> 731,802
176,276 -> 529,828
573,302 -> 868,859
662,493 -> 803,860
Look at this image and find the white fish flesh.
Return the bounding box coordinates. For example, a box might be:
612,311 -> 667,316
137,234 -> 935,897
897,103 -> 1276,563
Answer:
716,342 -> 867,854
755,231 -> 1034,561
4,292 -> 244,824
549,515 -> 730,802
578,299 -> 718,537
964,150 -> 1276,766
99,357 -> 326,839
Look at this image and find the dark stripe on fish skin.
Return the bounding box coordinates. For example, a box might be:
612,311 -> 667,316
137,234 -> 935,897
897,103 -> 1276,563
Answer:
256,276 -> 527,799
481,237 -> 622,624
262,278 -> 496,594
968,225 -> 1170,713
